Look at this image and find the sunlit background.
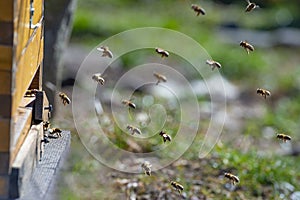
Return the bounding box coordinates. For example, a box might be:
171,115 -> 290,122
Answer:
50,0 -> 300,199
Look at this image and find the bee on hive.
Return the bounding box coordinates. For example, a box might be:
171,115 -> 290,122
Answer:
48,128 -> 62,138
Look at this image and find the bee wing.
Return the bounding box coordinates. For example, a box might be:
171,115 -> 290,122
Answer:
96,47 -> 104,52
245,0 -> 250,4
106,50 -> 113,58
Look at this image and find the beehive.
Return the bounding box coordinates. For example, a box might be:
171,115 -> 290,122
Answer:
0,0 -> 48,198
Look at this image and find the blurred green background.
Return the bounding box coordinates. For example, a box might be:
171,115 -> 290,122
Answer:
56,0 -> 300,199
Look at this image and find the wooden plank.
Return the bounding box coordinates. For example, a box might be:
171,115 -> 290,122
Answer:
0,119 -> 10,152
0,0 -> 13,22
15,0 -> 43,61
0,22 -> 13,45
0,175 -> 9,198
0,94 -> 12,118
0,45 -> 13,71
15,0 -> 30,61
12,24 -> 43,118
10,107 -> 32,165
20,96 -> 35,108
0,71 -> 11,95
10,124 -> 40,199
0,153 -> 9,175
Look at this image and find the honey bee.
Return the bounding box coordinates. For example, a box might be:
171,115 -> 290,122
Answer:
141,161 -> 152,176
48,128 -> 62,138
240,40 -> 254,54
155,47 -> 169,58
191,4 -> 206,16
43,121 -> 50,131
256,88 -> 271,99
92,73 -> 105,85
245,0 -> 259,12
159,131 -> 172,143
126,125 -> 142,135
59,92 -> 71,105
277,133 -> 291,142
206,59 -> 222,71
97,46 -> 113,58
224,173 -> 240,185
122,99 -> 136,109
170,181 -> 184,194
153,72 -> 167,85
25,89 -> 39,97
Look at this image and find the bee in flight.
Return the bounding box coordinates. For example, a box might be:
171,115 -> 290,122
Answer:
159,131 -> 172,143
277,133 -> 291,142
122,99 -> 136,109
59,92 -> 71,105
170,181 -> 184,194
153,72 -> 167,85
155,47 -> 169,58
126,125 -> 142,135
240,40 -> 254,54
245,0 -> 259,12
48,128 -> 62,138
206,59 -> 222,71
224,173 -> 240,185
141,161 -> 152,176
191,4 -> 206,16
97,46 -> 113,58
92,73 -> 105,85
256,88 -> 271,99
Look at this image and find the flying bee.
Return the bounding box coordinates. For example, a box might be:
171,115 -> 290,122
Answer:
59,92 -> 71,105
245,0 -> 259,12
97,46 -> 113,58
155,47 -> 169,58
92,73 -> 105,85
141,161 -> 152,176
159,131 -> 172,143
240,40 -> 254,54
170,181 -> 184,194
122,99 -> 136,109
48,128 -> 62,138
126,125 -> 142,135
206,59 -> 222,71
277,133 -> 291,142
256,88 -> 271,99
43,121 -> 50,131
191,4 -> 206,16
153,72 -> 167,85
224,173 -> 240,185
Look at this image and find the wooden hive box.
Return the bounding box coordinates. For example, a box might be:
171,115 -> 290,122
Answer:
0,0 -> 50,198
